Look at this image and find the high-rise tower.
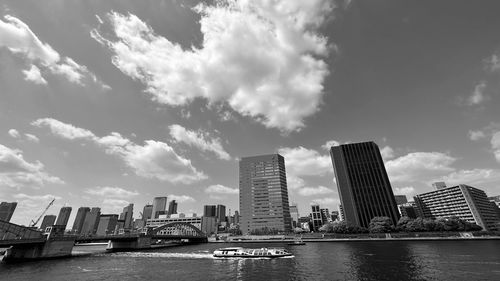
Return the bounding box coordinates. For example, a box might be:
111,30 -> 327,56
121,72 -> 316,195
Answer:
72,207 -> 90,234
239,154 -> 291,234
330,141 -> 399,228
152,197 -> 167,219
55,206 -> 72,228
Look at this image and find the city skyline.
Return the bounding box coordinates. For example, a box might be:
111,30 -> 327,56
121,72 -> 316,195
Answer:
2,0 -> 500,226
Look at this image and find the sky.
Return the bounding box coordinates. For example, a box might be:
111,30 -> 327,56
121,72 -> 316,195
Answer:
1,0 -> 500,226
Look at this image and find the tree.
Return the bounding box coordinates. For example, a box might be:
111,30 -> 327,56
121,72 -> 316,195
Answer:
396,216 -> 413,232
319,223 -> 333,233
369,217 -> 394,233
330,221 -> 367,234
293,227 -> 306,234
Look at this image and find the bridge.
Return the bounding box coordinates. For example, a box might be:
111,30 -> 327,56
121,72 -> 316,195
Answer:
0,220 -> 46,247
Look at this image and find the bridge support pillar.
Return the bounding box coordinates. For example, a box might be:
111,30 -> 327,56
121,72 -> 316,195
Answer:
106,236 -> 152,251
3,238 -> 75,262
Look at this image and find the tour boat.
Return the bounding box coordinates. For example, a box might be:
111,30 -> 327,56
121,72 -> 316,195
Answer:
213,247 -> 293,258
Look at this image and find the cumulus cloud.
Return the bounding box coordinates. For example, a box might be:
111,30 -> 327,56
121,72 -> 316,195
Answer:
321,140 -> 340,150
205,184 -> 238,194
0,15 -> 106,88
85,186 -> 139,198
101,198 -> 130,213
386,152 -> 456,183
24,133 -> 39,143
466,81 -> 488,106
468,130 -> 486,141
484,53 -> 500,72
393,186 -> 416,196
8,129 -> 20,138
491,131 -> 500,162
311,197 -> 340,207
0,143 -> 64,189
91,0 -> 334,132
169,124 -> 230,160
278,146 -> 332,177
380,145 -> 395,161
435,168 -> 500,186
297,185 -> 333,196
32,118 -> 207,184
169,194 -> 196,203
22,64 -> 47,85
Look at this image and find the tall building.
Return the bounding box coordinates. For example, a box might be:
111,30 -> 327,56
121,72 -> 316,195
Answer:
338,205 -> 344,221
168,200 -> 178,215
330,141 -> 400,228
40,215 -> 56,230
80,207 -> 101,235
239,154 -> 291,234
289,205 -> 299,228
414,184 -> 500,231
152,197 -> 167,219
96,214 -> 118,236
142,204 -> 153,221
72,207 -> 90,234
398,202 -> 417,219
394,195 -> 408,205
311,204 -> 323,231
234,210 -> 240,224
203,205 -> 216,217
216,204 -> 226,223
120,204 -> 134,229
0,202 -> 17,222
55,206 -> 72,228
320,208 -> 331,223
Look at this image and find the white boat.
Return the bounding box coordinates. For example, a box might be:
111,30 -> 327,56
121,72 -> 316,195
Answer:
213,247 -> 293,258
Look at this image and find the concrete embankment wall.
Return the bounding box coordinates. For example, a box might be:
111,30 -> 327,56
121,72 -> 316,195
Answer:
3,239 -> 75,262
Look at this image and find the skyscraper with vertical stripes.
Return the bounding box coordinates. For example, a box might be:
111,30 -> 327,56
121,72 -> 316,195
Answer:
330,141 -> 399,228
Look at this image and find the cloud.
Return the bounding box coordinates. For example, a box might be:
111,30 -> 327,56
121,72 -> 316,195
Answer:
169,194 -> 196,203
22,64 -> 47,85
8,129 -> 20,138
0,143 -> 64,189
321,140 -> 340,150
0,15 -> 106,88
278,146 -> 332,177
33,118 -> 207,184
287,175 -> 306,190
85,186 -> 139,198
92,0 -> 334,132
205,184 -> 238,194
380,145 -> 395,161
393,186 -> 416,196
491,131 -> 500,162
466,81 -> 488,106
386,152 -> 456,183
24,133 -> 39,143
468,130 -> 486,141
101,198 -> 130,213
297,185 -> 334,196
436,168 -> 500,186
484,53 -> 500,72
169,124 -> 230,160
311,197 -> 340,207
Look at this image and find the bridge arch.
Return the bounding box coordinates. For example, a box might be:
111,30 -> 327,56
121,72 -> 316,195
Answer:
151,222 -> 206,237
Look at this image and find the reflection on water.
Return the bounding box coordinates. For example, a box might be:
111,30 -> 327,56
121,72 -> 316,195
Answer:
1,241 -> 499,281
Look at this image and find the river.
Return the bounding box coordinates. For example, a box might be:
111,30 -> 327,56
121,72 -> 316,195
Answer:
1,240 -> 499,280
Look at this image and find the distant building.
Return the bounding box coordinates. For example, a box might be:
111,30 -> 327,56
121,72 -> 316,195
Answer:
40,215 -> 56,231
398,203 -> 417,219
432,182 -> 447,190
414,184 -> 500,231
216,204 -> 226,223
330,210 -> 339,221
289,205 -> 299,228
394,195 -> 408,205
338,205 -> 344,221
142,204 -> 153,221
330,141 -> 400,228
234,210 -> 240,224
55,206 -> 72,228
320,208 -> 331,223
239,154 -> 292,234
81,207 -> 101,235
152,197 -> 167,219
203,205 -> 216,217
168,200 -> 178,216
120,204 -> 134,229
311,205 -> 323,231
114,220 -> 125,234
96,214 -> 118,236
488,196 -> 500,218
146,215 -> 216,235
72,207 -> 90,234
0,202 -> 17,222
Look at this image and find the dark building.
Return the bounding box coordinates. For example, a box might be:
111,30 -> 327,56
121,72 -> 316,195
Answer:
330,141 -> 400,228
168,200 -> 178,215
72,207 -> 90,234
142,204 -> 153,221
311,205 -> 323,231
0,202 -> 17,222
398,203 -> 417,219
394,195 -> 408,205
40,215 -> 56,231
96,214 -> 118,236
152,197 -> 167,219
55,206 -> 72,228
204,205 -> 216,217
216,204 -> 226,223
239,154 -> 291,234
120,204 -> 134,229
81,207 -> 101,235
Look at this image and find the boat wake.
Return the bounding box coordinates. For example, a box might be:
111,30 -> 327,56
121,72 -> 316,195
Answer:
107,252 -> 215,259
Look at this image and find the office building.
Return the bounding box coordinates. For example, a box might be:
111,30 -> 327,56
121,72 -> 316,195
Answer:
120,204 -> 134,229
398,202 -> 417,219
311,204 -> 323,231
432,182 -> 447,190
330,141 -> 400,228
289,205 -> 299,228
55,206 -> 72,228
152,197 -> 167,219
320,208 -> 331,223
414,184 -> 500,231
142,204 -> 153,221
168,200 -> 178,215
40,215 -> 56,231
96,214 -> 118,236
338,205 -> 344,221
394,195 -> 408,205
81,207 -> 101,235
234,210 -> 240,224
0,202 -> 17,222
203,205 -> 216,217
216,204 -> 226,223
72,207 -> 90,234
239,154 -> 292,234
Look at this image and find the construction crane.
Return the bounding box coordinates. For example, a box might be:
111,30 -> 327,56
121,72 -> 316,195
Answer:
30,198 -> 55,227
